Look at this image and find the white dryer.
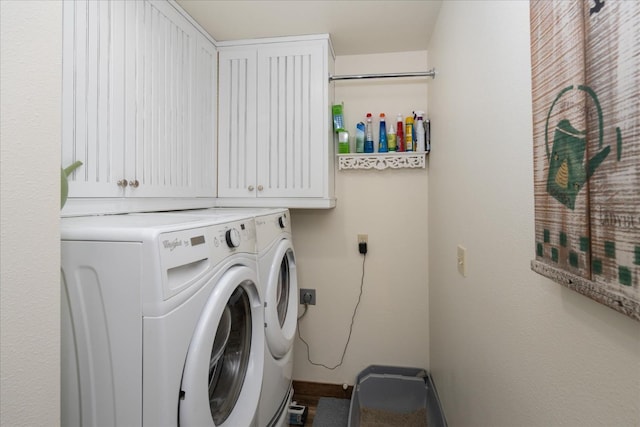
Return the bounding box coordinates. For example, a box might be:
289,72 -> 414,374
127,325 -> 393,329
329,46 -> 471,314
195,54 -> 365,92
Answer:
253,208 -> 298,427
61,213 -> 263,427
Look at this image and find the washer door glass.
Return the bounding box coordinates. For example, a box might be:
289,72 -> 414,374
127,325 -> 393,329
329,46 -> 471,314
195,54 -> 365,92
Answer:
276,253 -> 291,327
208,285 -> 252,424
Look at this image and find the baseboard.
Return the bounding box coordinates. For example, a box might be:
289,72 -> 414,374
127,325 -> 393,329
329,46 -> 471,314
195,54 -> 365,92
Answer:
292,380 -> 353,400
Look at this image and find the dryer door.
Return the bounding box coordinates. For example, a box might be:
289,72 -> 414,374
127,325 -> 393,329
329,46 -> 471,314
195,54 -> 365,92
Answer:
264,240 -> 298,358
179,265 -> 264,427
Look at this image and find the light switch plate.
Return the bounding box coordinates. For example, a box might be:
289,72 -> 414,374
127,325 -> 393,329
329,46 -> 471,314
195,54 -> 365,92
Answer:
457,245 -> 467,277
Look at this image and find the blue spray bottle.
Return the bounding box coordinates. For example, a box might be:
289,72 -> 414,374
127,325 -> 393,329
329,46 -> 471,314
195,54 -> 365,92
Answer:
364,113 -> 374,153
378,113 -> 388,153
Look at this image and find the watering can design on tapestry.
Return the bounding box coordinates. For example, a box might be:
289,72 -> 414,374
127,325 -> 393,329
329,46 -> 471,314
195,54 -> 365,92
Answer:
545,85 -> 611,210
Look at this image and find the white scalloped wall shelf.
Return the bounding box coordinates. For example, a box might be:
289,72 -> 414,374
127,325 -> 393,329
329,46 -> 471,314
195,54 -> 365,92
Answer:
337,152 -> 427,170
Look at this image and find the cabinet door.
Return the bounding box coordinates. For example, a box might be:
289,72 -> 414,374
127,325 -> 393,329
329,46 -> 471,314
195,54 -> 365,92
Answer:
256,42 -> 325,198
62,0 -> 128,197
63,0 -> 216,200
218,48 -> 258,197
131,0 -> 198,197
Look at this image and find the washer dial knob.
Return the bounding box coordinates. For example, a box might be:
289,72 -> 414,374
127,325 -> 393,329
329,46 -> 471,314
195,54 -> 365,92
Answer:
225,228 -> 241,248
278,215 -> 287,229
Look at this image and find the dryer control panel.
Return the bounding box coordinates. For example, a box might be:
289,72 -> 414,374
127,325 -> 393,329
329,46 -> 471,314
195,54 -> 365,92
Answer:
255,210 -> 291,253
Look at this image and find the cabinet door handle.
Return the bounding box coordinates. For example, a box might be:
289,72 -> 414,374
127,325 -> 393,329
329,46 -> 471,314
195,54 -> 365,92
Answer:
129,180 -> 139,188
248,185 -> 255,191
257,185 -> 264,191
117,179 -> 128,187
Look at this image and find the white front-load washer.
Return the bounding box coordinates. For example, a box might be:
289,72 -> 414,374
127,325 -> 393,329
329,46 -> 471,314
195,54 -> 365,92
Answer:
148,208 -> 298,427
61,213 -> 263,427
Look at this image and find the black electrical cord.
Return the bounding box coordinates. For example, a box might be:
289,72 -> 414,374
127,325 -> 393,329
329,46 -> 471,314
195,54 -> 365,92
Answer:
297,303 -> 309,321
297,253 -> 367,370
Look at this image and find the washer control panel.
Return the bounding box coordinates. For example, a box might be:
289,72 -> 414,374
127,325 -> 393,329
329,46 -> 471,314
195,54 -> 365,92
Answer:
158,219 -> 256,300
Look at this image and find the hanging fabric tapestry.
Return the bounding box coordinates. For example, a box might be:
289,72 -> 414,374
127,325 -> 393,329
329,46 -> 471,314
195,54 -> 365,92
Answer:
530,0 -> 639,321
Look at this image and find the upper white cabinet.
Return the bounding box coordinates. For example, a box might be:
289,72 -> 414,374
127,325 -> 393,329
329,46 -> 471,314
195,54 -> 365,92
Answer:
217,35 -> 336,208
62,0 -> 216,212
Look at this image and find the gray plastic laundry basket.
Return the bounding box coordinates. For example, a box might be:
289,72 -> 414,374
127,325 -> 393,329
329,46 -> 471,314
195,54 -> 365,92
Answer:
347,365 -> 447,427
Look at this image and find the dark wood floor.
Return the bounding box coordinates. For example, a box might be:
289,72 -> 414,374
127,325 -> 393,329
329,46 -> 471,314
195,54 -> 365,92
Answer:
290,380 -> 353,426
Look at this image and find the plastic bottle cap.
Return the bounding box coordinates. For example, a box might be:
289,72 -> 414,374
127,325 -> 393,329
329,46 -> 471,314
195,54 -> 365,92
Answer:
397,114 -> 403,122
379,113 -> 385,118
366,113 -> 372,118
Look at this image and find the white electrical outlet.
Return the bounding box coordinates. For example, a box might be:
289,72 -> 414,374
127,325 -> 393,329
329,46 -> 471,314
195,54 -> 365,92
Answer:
457,245 -> 467,277
357,234 -> 368,244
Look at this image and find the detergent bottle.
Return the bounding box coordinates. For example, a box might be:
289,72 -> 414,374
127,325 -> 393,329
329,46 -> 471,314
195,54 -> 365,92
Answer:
396,114 -> 404,152
338,130 -> 350,154
405,116 -> 414,152
355,122 -> 365,153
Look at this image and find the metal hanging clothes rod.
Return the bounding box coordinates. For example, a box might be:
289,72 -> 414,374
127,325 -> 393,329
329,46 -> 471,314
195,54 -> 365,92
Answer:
329,68 -> 436,81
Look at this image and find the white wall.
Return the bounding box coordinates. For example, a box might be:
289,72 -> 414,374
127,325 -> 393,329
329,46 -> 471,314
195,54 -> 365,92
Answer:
291,51 -> 430,385
428,2 -> 640,426
0,1 -> 62,426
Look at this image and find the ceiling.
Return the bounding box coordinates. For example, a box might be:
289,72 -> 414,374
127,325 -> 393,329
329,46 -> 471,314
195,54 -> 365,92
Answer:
176,1 -> 443,56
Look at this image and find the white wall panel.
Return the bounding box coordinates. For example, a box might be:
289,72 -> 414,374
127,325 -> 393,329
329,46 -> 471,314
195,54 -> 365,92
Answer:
1,1 -> 62,424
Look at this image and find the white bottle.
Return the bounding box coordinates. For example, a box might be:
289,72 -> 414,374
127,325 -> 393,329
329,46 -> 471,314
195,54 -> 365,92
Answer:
387,120 -> 397,152
415,111 -> 426,152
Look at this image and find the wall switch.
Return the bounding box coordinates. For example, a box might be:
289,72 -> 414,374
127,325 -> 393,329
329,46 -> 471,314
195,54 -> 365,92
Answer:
357,234 -> 368,244
457,245 -> 467,277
